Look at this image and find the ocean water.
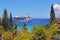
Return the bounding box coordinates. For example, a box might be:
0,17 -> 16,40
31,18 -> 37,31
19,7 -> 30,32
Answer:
13,19 -> 50,30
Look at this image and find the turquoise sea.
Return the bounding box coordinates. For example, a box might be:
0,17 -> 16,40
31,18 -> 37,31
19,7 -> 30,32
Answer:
13,19 -> 50,30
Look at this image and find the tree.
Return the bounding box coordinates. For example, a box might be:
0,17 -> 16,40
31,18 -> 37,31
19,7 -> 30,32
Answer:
14,31 -> 31,40
0,18 -> 2,25
2,8 -> 8,30
31,26 -> 46,40
50,5 -> 55,23
8,13 -> 13,30
14,22 -> 18,36
10,13 -> 12,22
23,22 -> 27,31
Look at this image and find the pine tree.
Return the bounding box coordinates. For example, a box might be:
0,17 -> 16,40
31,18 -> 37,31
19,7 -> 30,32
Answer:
23,22 -> 27,31
2,8 -> 8,30
50,5 -> 55,23
10,13 -> 12,22
9,13 -> 13,30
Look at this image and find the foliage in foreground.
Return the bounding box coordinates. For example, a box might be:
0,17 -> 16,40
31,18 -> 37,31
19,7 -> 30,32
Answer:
0,21 -> 60,40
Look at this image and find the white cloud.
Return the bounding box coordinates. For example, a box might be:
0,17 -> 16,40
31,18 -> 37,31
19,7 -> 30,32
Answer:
53,4 -> 60,18
53,4 -> 60,11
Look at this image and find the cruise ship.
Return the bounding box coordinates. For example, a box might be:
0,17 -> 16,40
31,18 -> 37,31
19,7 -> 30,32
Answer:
14,14 -> 32,21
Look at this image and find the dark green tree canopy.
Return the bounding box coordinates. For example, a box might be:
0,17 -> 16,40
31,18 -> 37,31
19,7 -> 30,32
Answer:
3,8 -> 8,20
50,5 -> 55,23
2,8 -> 8,30
10,13 -> 12,22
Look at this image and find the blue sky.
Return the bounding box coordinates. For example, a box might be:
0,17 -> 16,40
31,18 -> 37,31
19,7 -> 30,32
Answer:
0,0 -> 60,18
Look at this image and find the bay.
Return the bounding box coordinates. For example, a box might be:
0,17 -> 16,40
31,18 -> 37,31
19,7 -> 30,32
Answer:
12,19 -> 50,30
